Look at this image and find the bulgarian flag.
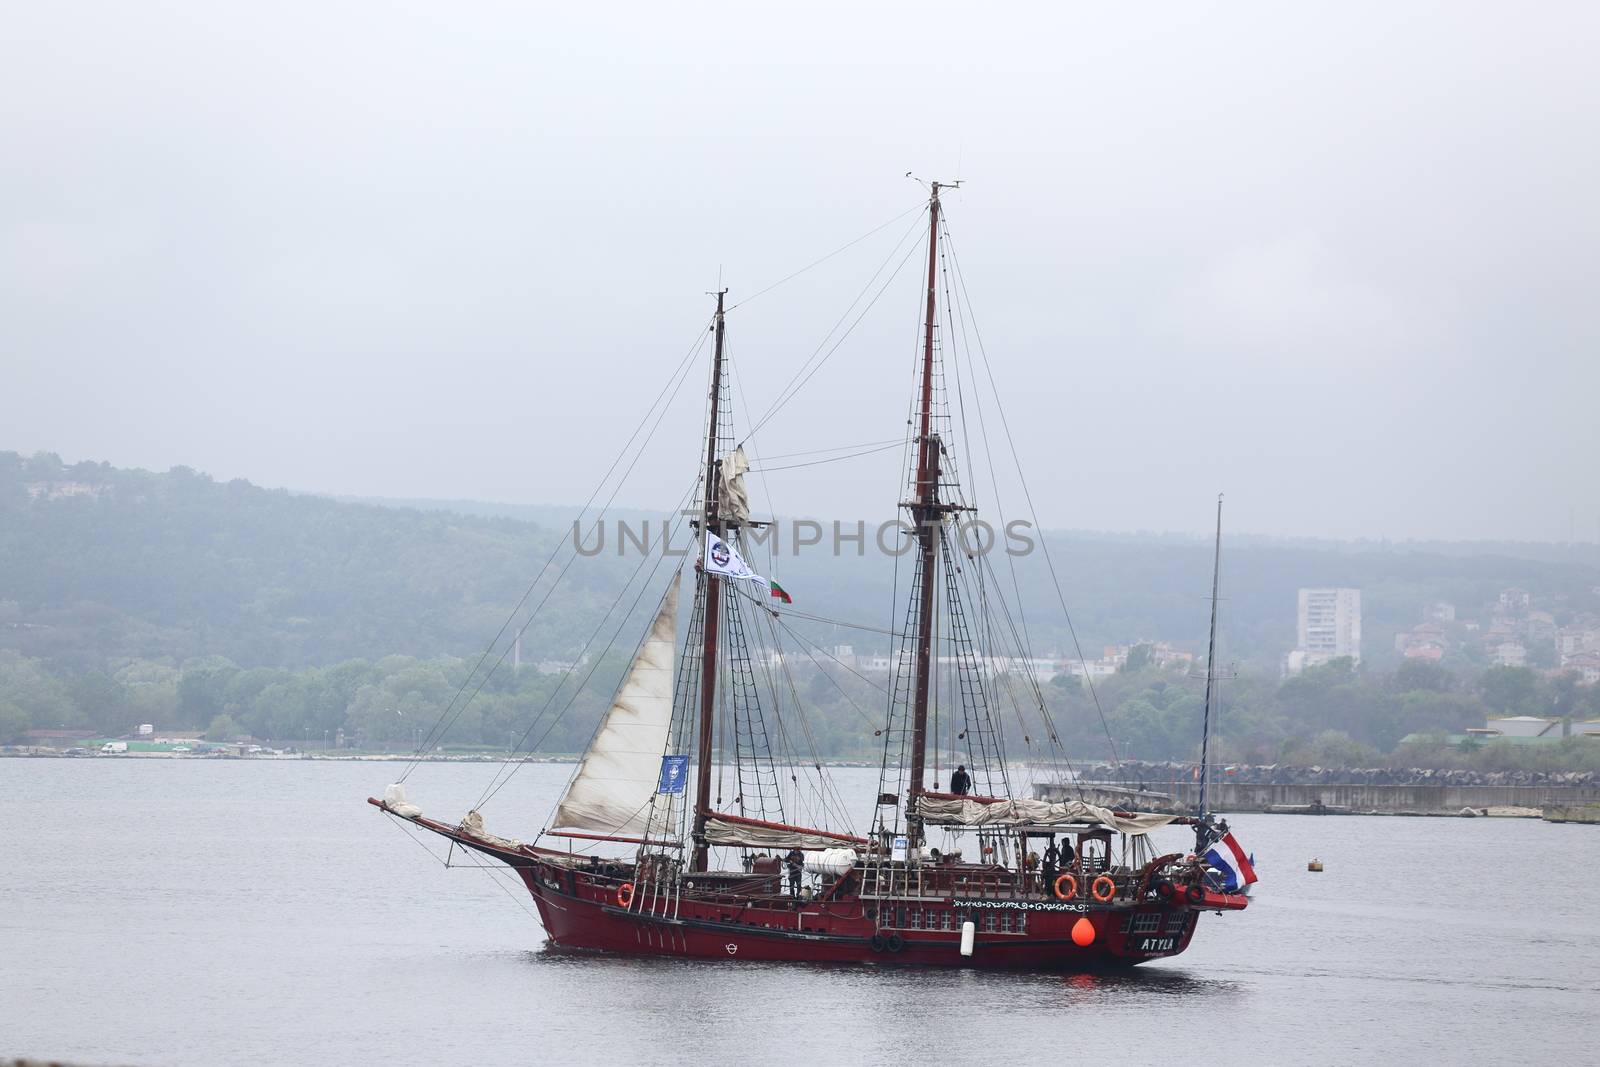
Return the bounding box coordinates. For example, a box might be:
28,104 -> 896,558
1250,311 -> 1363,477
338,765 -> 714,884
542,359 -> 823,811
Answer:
769,579 -> 793,604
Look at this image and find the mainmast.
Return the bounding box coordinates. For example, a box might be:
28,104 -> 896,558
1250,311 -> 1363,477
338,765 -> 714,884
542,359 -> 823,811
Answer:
906,183 -> 944,846
690,289 -> 728,872
1196,493 -> 1223,849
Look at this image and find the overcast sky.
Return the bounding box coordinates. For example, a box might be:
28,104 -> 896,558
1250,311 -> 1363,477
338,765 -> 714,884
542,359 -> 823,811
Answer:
4,2 -> 1597,542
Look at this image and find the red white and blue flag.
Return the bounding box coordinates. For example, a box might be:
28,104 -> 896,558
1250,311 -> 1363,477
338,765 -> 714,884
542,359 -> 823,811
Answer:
1203,832 -> 1258,891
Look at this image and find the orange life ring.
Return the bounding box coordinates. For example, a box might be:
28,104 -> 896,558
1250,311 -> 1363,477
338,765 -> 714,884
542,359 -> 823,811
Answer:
616,882 -> 635,908
1052,873 -> 1078,901
1091,875 -> 1116,902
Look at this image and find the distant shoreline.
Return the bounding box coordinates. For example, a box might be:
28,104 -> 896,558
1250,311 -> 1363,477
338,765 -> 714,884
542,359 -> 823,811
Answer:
0,749 -> 886,767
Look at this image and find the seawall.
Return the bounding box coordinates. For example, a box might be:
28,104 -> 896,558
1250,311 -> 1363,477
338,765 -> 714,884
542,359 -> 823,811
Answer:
1038,780 -> 1600,816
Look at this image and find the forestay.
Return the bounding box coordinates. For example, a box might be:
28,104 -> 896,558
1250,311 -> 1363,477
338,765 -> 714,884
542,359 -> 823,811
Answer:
549,575 -> 680,838
914,796 -> 1176,836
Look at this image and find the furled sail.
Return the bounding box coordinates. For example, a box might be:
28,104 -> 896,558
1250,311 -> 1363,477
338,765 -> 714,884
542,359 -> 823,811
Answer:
549,575 -> 680,838
913,795 -> 1176,836
703,811 -> 867,851
717,445 -> 750,525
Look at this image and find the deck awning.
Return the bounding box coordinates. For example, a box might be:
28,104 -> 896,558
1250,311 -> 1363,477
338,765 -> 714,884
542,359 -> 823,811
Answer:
913,794 -> 1176,836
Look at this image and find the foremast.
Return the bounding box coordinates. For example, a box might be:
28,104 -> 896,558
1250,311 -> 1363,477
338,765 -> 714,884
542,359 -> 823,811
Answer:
690,289 -> 728,872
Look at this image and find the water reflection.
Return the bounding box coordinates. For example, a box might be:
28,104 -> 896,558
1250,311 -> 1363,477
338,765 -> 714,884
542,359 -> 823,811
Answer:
526,941 -> 1244,1003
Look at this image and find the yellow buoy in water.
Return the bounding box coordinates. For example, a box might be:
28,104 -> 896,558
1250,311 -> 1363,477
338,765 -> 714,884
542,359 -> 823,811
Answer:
1307,858 -> 1324,872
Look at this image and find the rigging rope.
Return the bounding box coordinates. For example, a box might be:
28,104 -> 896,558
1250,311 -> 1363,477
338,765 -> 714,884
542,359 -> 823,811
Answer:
744,213 -> 927,440
745,440 -> 903,473
942,229 -> 1124,771
726,201 -> 925,312
397,318 -> 710,781
473,481 -> 700,809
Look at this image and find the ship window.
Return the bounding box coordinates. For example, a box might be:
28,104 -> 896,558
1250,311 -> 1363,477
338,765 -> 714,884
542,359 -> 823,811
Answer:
909,909 -> 923,930
1000,912 -> 1013,933
1166,911 -> 1189,934
939,910 -> 953,931
982,912 -> 997,932
1119,912 -> 1134,934
1133,912 -> 1162,934
1016,910 -> 1027,933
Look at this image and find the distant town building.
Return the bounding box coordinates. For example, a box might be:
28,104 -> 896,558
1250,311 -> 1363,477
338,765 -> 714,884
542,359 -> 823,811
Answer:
1558,623 -> 1600,668
1485,715 -> 1561,739
1427,601 -> 1457,623
22,480 -> 103,501
1395,622 -> 1449,661
1498,588 -> 1531,614
1287,588 -> 1361,674
1563,651 -> 1600,684
1490,641 -> 1528,668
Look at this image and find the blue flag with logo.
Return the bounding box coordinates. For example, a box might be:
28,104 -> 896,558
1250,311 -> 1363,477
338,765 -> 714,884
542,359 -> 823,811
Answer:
657,755 -> 689,794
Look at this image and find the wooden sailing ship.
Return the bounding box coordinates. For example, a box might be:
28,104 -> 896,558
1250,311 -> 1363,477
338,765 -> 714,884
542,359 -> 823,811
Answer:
372,183 -> 1249,970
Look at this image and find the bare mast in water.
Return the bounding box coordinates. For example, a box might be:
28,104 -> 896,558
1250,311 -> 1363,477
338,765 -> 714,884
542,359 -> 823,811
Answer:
1196,493 -> 1223,849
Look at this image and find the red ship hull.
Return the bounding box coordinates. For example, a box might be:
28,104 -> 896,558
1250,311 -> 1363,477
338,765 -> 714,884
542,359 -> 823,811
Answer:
520,867 -> 1200,969
378,801 -> 1224,972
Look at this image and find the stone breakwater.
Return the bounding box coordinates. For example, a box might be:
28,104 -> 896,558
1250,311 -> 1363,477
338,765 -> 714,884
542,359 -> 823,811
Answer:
1065,761 -> 1597,789
1036,762 -> 1600,817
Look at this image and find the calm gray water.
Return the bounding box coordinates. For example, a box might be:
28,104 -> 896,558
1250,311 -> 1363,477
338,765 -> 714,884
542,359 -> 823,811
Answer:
3,759 -> 1597,1066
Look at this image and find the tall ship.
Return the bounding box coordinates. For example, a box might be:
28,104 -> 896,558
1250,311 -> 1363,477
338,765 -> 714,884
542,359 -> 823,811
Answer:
372,183 -> 1253,969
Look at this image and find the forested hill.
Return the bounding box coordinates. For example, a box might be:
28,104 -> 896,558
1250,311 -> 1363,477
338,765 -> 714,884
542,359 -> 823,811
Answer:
0,451 -> 576,670
4,449 -> 1599,677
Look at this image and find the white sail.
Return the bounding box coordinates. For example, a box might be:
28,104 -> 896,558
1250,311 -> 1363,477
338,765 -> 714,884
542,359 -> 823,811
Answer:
549,574 -> 680,837
717,445 -> 750,524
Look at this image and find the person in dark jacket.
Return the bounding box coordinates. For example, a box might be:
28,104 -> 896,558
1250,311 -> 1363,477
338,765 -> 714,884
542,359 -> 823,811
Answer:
950,765 -> 972,796
785,847 -> 804,895
1041,840 -> 1060,894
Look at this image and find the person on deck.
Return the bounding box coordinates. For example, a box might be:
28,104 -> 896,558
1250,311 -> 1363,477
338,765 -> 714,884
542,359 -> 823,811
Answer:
1041,840 -> 1059,894
785,847 -> 804,896
950,765 -> 972,796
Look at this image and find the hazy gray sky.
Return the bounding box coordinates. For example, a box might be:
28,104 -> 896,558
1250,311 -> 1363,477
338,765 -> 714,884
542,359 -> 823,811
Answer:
4,2 -> 1597,542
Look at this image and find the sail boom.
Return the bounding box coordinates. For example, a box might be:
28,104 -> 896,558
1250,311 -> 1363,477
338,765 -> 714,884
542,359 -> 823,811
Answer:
545,830 -> 681,848
703,811 -> 867,850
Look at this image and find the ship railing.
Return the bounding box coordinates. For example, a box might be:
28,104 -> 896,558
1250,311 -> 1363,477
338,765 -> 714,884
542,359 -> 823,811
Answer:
859,862 -> 936,901
951,870 -> 1026,900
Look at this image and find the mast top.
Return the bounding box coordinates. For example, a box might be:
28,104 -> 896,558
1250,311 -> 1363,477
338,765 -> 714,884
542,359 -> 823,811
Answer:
907,174 -> 962,196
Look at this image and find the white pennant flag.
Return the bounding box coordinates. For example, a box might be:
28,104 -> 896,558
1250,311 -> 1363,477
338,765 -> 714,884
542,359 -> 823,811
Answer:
704,531 -> 765,586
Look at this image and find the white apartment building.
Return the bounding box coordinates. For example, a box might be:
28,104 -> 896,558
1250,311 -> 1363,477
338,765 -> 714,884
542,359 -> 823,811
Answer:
1288,587 -> 1362,674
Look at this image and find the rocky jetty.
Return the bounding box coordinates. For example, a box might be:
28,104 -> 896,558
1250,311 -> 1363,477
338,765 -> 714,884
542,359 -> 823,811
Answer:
1068,760 -> 1597,789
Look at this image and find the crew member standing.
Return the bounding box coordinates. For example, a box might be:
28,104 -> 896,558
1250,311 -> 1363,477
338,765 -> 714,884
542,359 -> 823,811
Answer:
785,847 -> 804,896
1041,839 -> 1060,894
950,764 -> 972,796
